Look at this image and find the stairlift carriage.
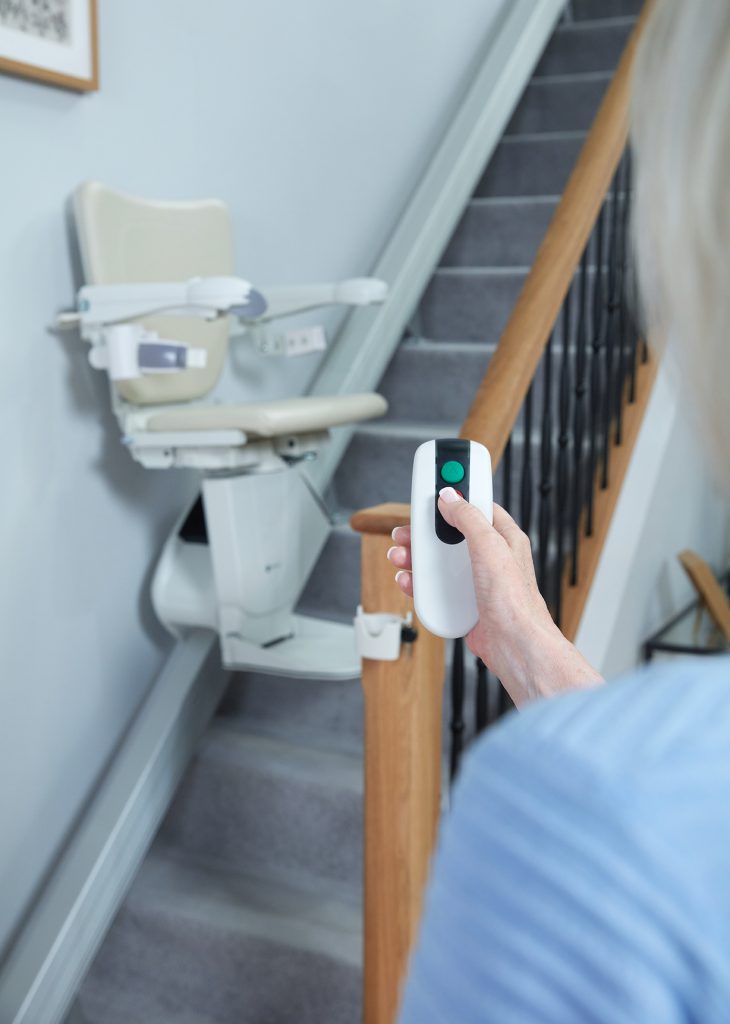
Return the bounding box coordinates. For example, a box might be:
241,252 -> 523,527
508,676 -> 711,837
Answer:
58,182 -> 388,679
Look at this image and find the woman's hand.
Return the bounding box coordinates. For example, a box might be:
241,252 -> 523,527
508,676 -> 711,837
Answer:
387,488 -> 602,706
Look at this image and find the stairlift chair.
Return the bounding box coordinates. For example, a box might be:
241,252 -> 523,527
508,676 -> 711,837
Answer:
60,181 -> 388,678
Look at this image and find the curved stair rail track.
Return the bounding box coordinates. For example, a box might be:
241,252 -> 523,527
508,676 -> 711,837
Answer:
352,3 -> 656,1021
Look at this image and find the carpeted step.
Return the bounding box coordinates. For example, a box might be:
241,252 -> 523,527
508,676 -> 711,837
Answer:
378,341 -> 493,425
475,133 -> 585,198
218,667 -> 364,753
571,0 -> 643,21
441,197 -> 558,268
332,422 -> 542,512
506,72 -> 612,135
157,727 -> 363,888
78,851 -> 361,1024
378,337 -> 574,430
298,520 -> 362,626
418,267 -> 527,342
535,18 -> 635,77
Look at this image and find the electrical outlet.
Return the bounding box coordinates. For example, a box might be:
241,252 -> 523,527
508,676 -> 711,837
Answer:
283,325 -> 327,357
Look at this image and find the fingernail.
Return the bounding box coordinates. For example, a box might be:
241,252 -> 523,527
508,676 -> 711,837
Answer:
395,570 -> 408,584
386,546 -> 397,561
439,486 -> 460,503
391,527 -> 399,540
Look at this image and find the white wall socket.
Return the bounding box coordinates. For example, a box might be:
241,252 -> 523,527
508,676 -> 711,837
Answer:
283,325 -> 327,357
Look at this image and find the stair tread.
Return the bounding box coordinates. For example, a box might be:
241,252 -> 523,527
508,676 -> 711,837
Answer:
125,849 -> 362,963
79,849 -> 362,1024
555,14 -> 638,30
521,69 -> 614,84
198,722 -> 362,792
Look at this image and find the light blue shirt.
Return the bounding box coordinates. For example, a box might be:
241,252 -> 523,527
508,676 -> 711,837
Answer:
399,656 -> 730,1023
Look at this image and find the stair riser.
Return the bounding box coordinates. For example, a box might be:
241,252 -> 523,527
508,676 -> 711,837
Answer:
571,0 -> 643,20
220,668 -> 363,749
379,344 -> 493,424
80,902 -> 360,1024
441,199 -> 557,268
298,526 -> 362,630
506,76 -> 610,135
378,338 -> 586,429
419,270 -> 526,342
334,378 -> 607,521
418,260 -> 610,342
475,135 -> 585,198
159,735 -> 363,884
535,22 -> 634,77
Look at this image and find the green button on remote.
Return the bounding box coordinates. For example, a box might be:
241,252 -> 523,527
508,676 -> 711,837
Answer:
440,460 -> 465,485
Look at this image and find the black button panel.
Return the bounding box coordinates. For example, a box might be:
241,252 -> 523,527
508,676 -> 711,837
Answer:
434,438 -> 470,545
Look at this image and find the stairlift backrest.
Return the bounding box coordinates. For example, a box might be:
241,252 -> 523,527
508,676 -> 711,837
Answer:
74,181 -> 233,406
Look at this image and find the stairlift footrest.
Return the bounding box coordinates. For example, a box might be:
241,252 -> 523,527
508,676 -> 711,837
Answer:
123,429 -> 248,448
222,614 -> 360,679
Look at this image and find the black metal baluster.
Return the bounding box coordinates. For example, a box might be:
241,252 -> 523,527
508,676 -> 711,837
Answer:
621,149 -> 640,404
502,434 -> 513,514
497,679 -> 511,718
450,637 -> 465,781
555,289 -> 573,627
601,161 -> 623,489
570,246 -> 590,586
538,334 -> 554,596
475,657 -> 488,733
614,152 -> 630,446
520,381 -> 534,537
586,202 -> 607,536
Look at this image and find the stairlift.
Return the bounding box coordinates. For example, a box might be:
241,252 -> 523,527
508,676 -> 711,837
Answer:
57,181 -> 389,678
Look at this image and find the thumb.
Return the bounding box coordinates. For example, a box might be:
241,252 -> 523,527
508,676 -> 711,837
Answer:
437,487 -> 494,546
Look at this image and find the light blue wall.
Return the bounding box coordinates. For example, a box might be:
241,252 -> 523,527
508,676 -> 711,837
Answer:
0,0 -> 507,952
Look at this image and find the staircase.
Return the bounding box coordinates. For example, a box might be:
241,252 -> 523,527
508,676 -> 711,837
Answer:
77,4 -> 641,1022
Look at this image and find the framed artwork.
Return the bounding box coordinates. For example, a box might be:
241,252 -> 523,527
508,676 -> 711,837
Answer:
0,0 -> 98,91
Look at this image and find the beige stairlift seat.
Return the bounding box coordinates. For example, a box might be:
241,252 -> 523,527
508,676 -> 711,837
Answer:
74,181 -> 386,441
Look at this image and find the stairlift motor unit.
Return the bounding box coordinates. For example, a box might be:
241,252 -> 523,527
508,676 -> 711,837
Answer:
411,439 -> 493,639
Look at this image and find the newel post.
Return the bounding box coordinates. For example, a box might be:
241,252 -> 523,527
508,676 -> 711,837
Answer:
351,502 -> 445,1024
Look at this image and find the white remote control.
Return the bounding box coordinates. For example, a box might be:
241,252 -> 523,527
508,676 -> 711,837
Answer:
411,439 -> 493,639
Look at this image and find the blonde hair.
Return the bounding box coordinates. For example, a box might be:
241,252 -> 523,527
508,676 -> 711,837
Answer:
631,0 -> 730,485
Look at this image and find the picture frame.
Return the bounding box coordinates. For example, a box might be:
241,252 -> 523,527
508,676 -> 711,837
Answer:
0,0 -> 98,92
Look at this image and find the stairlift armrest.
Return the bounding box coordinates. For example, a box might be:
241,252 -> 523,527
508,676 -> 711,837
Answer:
257,278 -> 387,321
71,277 -> 267,327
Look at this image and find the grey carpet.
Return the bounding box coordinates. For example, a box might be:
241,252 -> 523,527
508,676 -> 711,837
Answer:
77,8 -> 636,1021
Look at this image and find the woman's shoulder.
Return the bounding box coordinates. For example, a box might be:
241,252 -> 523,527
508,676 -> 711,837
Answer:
468,654 -> 730,781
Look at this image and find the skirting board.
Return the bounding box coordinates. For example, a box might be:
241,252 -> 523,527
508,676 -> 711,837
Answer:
0,630 -> 229,1024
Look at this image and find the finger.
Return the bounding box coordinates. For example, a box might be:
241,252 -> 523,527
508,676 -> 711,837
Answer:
492,504 -> 539,589
386,545 -> 412,571
437,488 -> 495,543
491,503 -> 528,551
491,502 -> 519,534
391,525 -> 411,547
395,570 -> 413,596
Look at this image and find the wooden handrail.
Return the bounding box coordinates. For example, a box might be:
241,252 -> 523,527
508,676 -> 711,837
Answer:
459,3 -> 652,465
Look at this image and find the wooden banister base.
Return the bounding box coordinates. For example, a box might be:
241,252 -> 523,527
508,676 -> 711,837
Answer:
350,502 -> 411,537
352,514 -> 444,1024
